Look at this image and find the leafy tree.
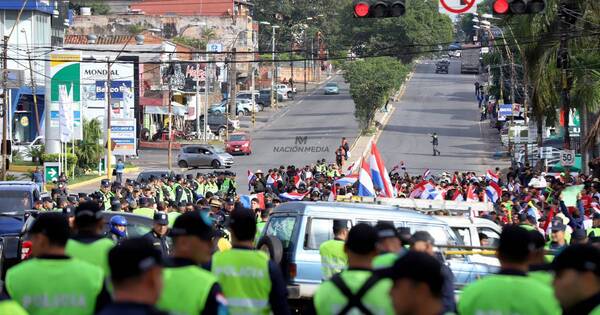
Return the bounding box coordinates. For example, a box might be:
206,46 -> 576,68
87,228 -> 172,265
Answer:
75,119 -> 103,171
172,36 -> 207,49
344,57 -> 409,133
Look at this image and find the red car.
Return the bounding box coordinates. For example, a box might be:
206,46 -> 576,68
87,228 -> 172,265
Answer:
225,132 -> 252,155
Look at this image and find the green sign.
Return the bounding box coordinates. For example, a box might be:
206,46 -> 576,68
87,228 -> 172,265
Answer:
44,162 -> 60,182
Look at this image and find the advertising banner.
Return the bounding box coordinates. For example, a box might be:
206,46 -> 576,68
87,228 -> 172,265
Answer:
110,118 -> 137,156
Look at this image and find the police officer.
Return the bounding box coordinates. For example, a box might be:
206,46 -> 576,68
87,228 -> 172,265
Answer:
547,220 -> 569,261
458,225 -> 561,315
255,205 -> 271,242
410,231 -> 456,313
133,197 -> 156,219
157,211 -> 228,315
552,244 -> 600,315
195,173 -> 207,198
588,212 -> 600,238
62,206 -> 75,229
143,211 -> 170,257
378,251 -> 446,315
41,196 -> 54,211
313,223 -> 394,315
211,207 -> 290,315
66,201 -> 115,276
0,292 -> 27,315
319,219 -> 349,279
97,179 -> 114,210
372,221 -> 404,268
174,175 -> 188,204
97,238 -> 168,315
527,230 -> 553,287
109,215 -> 128,244
5,212 -> 110,315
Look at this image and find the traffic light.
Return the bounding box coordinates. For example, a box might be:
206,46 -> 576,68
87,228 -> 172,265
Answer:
353,0 -> 406,18
493,0 -> 545,15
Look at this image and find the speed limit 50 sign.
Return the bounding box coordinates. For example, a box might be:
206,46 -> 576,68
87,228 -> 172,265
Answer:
560,150 -> 575,167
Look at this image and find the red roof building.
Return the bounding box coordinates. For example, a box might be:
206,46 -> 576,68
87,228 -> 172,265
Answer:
129,0 -> 251,17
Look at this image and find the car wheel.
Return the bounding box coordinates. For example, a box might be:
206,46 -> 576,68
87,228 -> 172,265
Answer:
178,160 -> 188,168
244,109 -> 250,116
287,91 -> 293,99
236,110 -> 242,116
246,152 -> 251,155
257,236 -> 283,264
218,127 -> 226,137
140,128 -> 151,141
211,160 -> 221,169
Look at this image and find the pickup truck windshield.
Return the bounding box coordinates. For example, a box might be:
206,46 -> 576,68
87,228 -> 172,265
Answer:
0,191 -> 32,212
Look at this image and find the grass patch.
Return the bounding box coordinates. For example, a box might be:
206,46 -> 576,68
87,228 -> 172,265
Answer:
13,161 -> 39,166
68,174 -> 101,185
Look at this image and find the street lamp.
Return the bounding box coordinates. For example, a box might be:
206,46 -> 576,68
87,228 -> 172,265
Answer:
259,22 -> 280,108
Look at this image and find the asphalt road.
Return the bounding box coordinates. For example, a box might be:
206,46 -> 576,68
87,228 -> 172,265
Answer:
78,74 -> 358,193
377,60 -> 508,176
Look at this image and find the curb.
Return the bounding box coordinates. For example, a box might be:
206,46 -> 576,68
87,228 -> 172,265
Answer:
348,67 -> 415,158
61,167 -> 141,190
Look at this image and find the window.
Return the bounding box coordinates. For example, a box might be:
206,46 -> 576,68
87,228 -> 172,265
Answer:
304,218 -> 352,250
265,216 -> 297,249
0,190 -> 32,212
452,227 -> 472,246
405,223 -> 459,246
477,227 -> 500,248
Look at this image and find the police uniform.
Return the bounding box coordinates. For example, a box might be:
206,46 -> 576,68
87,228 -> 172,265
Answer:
142,212 -> 170,257
6,213 -> 110,315
0,293 -> 28,315
157,212 -> 228,315
133,197 -> 156,219
314,224 -> 394,315
319,220 -> 349,279
66,202 -> 115,276
98,238 -> 169,315
587,213 -> 600,237
97,179 -> 114,211
211,208 -> 290,315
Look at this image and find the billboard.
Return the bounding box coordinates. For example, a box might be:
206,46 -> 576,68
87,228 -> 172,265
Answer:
81,62 -> 135,129
110,118 -> 137,156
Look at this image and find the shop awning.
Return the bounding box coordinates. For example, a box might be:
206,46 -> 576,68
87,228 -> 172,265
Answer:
144,102 -> 187,116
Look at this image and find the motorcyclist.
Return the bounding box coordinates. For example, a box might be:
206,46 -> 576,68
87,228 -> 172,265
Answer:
108,215 -> 128,244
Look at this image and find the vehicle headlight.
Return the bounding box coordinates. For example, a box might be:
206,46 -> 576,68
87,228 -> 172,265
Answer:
242,143 -> 249,147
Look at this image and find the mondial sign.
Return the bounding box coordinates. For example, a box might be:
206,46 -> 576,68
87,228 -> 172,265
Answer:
45,52 -> 83,154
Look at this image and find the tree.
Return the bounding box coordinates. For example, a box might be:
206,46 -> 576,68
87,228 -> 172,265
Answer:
75,119 -> 104,171
344,57 -> 409,133
69,0 -> 110,15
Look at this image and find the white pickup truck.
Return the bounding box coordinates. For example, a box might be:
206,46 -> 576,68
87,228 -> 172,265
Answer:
275,84 -> 296,100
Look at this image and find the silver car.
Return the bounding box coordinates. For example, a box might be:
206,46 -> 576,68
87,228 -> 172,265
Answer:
177,145 -> 234,169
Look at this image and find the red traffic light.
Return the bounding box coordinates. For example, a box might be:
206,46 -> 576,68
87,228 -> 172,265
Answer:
493,0 -> 509,14
354,2 -> 370,17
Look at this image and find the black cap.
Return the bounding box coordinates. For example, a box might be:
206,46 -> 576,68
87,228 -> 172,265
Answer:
375,221 -> 398,240
108,238 -> 163,283
572,229 -> 588,241
346,223 -> 378,255
498,225 -> 534,263
75,201 -> 103,220
225,197 -> 235,205
552,244 -> 600,276
376,251 -> 444,297
42,197 -> 53,203
62,206 -> 75,218
169,211 -> 214,240
153,211 -> 168,225
175,174 -> 183,181
552,221 -> 567,232
78,192 -> 87,198
229,207 -> 257,241
101,179 -> 110,187
411,231 -> 435,244
593,212 -> 600,220
111,202 -> 122,212
333,219 -> 349,230
186,174 -> 193,180
28,212 -> 70,246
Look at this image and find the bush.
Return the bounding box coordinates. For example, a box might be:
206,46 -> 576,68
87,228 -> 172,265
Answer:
42,153 -> 78,176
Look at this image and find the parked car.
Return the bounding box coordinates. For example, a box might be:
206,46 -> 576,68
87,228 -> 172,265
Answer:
275,84 -> 296,99
136,169 -> 175,182
225,132 -> 252,155
200,114 -> 237,136
257,201 -> 496,311
177,144 -> 234,169
208,99 -> 260,116
237,91 -> 264,107
0,181 -> 41,279
258,89 -> 283,107
435,59 -> 449,74
323,82 -> 339,95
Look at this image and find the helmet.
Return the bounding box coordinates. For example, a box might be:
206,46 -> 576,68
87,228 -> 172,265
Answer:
109,215 -> 128,238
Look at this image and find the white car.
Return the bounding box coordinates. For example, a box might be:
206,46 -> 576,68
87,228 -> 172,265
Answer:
236,99 -> 262,115
275,84 -> 296,100
13,136 -> 44,162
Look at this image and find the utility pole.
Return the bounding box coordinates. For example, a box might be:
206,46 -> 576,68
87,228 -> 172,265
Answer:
271,27 -> 277,109
167,54 -> 173,171
25,37 -> 40,138
290,40 -> 294,91
195,60 -> 201,140
228,48 -> 237,117
1,36 -> 8,180
251,62 -> 256,127
559,0 -> 571,151
303,31 -> 307,92
106,57 -> 113,179
204,56 -> 209,143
